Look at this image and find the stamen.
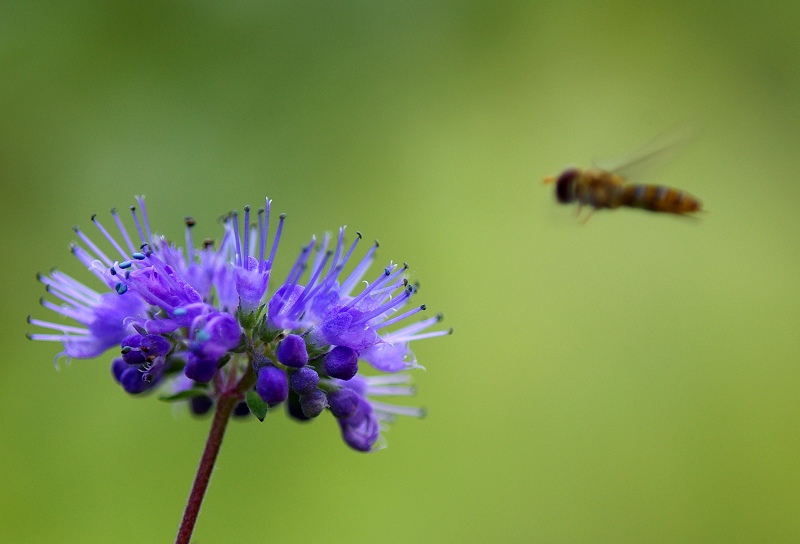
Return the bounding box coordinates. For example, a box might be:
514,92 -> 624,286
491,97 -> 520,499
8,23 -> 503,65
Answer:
257,203 -> 268,272
365,374 -> 413,386
367,386 -> 416,396
111,208 -> 136,254
91,214 -> 128,259
399,328 -> 452,342
27,317 -> 88,335
73,226 -> 112,266
384,313 -> 443,338
135,196 -> 153,244
40,271 -> 101,304
267,213 -> 286,266
129,206 -> 146,246
243,205 -> 251,262
285,249 -> 333,316
340,240 -> 378,296
39,299 -> 86,323
286,236 -> 315,285
353,285 -> 413,325
344,263 -> 406,310
43,283 -> 94,311
375,304 -> 426,330
231,211 -> 242,267
27,333 -> 81,342
370,400 -> 425,418
184,217 -> 195,262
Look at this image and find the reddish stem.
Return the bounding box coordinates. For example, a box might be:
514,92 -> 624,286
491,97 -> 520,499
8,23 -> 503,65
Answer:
175,394 -> 237,544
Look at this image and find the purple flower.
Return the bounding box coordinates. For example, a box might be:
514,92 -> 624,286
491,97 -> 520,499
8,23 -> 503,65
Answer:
228,202 -> 284,315
331,374 -> 424,452
29,196 -> 449,452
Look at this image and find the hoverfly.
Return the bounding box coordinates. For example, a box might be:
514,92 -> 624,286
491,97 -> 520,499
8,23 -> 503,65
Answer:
543,135 -> 703,220
543,167 -> 702,220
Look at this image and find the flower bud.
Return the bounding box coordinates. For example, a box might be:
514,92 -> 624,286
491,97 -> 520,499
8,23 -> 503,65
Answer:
256,364 -> 288,406
190,395 -> 214,415
300,389 -> 328,418
276,334 -> 309,368
328,387 -> 359,419
289,366 -> 319,395
323,346 -> 358,380
184,354 -> 218,383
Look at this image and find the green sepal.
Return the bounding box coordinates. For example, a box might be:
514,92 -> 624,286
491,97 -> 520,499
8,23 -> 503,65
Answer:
216,353 -> 232,369
238,305 -> 258,330
163,355 -> 186,375
246,390 -> 269,422
304,332 -> 329,360
158,388 -> 208,402
257,315 -> 282,344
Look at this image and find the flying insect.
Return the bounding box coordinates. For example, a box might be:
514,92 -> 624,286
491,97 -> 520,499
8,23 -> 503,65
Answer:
543,167 -> 702,219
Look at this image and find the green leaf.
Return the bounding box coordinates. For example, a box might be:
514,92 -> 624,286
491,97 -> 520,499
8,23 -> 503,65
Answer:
158,388 -> 208,402
246,390 -> 269,422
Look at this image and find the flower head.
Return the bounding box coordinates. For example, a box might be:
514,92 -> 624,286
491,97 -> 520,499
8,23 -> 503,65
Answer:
29,197 -> 450,451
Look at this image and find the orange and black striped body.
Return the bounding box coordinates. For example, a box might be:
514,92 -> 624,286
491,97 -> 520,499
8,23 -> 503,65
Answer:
546,167 -> 702,216
617,183 -> 701,214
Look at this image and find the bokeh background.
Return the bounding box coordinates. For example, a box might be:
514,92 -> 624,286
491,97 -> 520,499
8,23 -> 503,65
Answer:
3,1 -> 800,542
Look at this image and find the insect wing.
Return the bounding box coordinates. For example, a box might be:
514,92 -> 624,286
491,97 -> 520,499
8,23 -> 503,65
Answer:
593,125 -> 699,183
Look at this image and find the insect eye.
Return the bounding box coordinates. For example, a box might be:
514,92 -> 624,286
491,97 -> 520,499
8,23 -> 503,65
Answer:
555,168 -> 579,203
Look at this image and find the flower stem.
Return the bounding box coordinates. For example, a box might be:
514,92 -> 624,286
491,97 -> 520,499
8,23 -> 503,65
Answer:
175,394 -> 237,544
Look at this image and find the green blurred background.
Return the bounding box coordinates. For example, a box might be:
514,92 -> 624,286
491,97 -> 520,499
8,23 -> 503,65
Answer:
3,1 -> 800,542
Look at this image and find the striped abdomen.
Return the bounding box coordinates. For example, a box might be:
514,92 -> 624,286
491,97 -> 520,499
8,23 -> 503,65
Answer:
618,184 -> 701,214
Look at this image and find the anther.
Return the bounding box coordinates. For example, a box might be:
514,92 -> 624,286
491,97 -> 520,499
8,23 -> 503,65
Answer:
115,282 -> 128,295
91,214 -> 97,221
132,252 -> 146,260
184,217 -> 196,227
356,231 -> 363,239
119,260 -> 132,269
420,304 -> 427,311
121,346 -> 132,354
